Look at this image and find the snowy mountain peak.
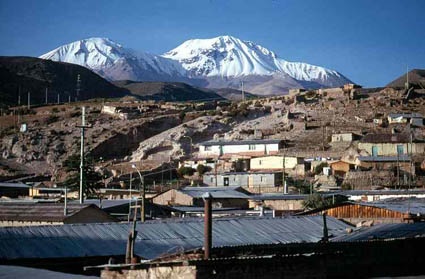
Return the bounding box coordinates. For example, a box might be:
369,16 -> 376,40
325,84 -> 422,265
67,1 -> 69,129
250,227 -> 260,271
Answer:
163,35 -> 351,86
40,38 -> 186,80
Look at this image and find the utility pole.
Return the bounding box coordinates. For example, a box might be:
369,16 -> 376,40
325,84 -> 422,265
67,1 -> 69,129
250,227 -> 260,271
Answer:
241,80 -> 245,102
409,131 -> 414,189
282,149 -> 287,194
76,74 -> 81,102
45,88 -> 48,104
57,93 -> 60,104
27,92 -> 30,109
18,86 -> 21,106
76,107 -> 91,204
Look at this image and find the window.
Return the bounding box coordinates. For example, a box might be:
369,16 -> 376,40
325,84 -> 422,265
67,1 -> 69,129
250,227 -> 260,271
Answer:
210,177 -> 214,183
259,160 -> 262,165
249,144 -> 256,150
205,146 -> 212,151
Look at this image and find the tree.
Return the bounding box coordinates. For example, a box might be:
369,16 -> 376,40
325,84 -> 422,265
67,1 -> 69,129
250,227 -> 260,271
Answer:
302,193 -> 347,210
60,154 -> 103,197
196,164 -> 211,176
177,166 -> 195,177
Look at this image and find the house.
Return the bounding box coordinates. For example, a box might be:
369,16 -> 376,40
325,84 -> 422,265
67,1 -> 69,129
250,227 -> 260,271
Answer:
152,186 -> 251,209
301,198 -> 425,225
250,155 -> 300,170
343,83 -> 362,92
0,202 -> 117,227
358,133 -> 425,156
387,112 -> 423,124
248,194 -> 307,214
329,160 -> 355,176
203,172 -> 282,188
331,132 -> 359,143
198,139 -> 283,158
356,155 -> 412,174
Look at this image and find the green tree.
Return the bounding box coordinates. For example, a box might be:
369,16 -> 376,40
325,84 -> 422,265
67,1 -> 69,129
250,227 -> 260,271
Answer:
177,166 -> 195,177
302,193 -> 347,210
196,164 -> 211,176
60,154 -> 103,197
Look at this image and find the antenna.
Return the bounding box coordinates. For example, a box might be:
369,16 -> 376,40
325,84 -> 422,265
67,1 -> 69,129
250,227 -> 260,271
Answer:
76,107 -> 91,204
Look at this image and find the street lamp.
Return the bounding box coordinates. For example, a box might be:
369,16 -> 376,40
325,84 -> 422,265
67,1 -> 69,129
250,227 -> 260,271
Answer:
131,164 -> 145,222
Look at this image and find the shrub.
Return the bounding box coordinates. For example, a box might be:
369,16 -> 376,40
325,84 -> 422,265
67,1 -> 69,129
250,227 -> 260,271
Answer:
196,164 -> 211,176
177,166 -> 195,177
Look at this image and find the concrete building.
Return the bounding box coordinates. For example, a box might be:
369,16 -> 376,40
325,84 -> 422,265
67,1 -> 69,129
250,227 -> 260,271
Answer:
249,194 -> 306,213
358,133 -> 425,156
250,155 -> 300,170
198,139 -> 283,158
331,132 -> 358,143
387,113 -> 423,124
203,172 -> 282,188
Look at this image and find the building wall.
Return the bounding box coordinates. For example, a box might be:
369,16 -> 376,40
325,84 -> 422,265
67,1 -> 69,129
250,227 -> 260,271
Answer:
358,142 -> 425,156
331,133 -> 353,142
193,198 -> 248,209
199,143 -> 279,157
152,190 -> 193,206
250,156 -> 298,170
330,161 -> 351,174
249,199 -> 304,211
203,173 -> 280,187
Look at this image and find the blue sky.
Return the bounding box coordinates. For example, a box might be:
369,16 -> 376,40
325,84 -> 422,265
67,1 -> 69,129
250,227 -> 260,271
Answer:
1,0 -> 424,87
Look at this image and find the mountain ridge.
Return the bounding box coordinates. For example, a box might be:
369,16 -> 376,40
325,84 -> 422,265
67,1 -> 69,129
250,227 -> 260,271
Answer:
39,36 -> 353,95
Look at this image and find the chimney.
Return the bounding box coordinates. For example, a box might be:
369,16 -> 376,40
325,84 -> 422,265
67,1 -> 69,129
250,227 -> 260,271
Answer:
203,192 -> 212,260
322,211 -> 329,242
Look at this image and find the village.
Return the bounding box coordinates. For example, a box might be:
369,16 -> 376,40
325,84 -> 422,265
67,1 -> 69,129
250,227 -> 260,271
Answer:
1,79 -> 425,278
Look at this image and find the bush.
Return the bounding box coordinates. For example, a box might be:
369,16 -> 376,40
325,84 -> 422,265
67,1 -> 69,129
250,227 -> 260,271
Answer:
177,166 -> 195,177
196,164 -> 211,175
314,162 -> 328,175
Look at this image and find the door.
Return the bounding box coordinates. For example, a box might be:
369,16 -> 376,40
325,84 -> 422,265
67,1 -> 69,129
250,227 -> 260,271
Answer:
372,146 -> 378,156
223,177 -> 229,186
397,145 -> 404,155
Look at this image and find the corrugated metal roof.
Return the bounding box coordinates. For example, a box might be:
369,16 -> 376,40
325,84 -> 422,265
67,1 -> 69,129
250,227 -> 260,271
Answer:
360,133 -> 410,143
200,139 -> 282,146
0,182 -> 30,189
250,194 -> 308,201
0,215 -> 350,261
0,203 -> 98,222
357,198 -> 425,215
388,113 -> 423,119
358,155 -> 411,162
0,265 -> 98,279
179,187 -> 251,199
333,222 -> 425,242
338,189 -> 425,196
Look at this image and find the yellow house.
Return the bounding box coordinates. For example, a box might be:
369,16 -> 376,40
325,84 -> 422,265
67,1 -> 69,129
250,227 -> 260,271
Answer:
358,134 -> 425,156
250,156 -> 300,170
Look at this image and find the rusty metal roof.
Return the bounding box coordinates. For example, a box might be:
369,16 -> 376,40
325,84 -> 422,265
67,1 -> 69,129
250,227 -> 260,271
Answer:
0,215 -> 350,261
0,203 -> 101,222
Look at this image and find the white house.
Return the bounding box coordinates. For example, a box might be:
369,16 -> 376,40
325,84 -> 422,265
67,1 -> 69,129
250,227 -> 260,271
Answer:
198,139 -> 283,158
387,113 -> 423,124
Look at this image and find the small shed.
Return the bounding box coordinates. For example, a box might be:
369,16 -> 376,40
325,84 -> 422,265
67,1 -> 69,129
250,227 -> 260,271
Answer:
248,194 -> 307,215
329,160 -> 355,176
152,186 -> 251,209
301,197 -> 425,225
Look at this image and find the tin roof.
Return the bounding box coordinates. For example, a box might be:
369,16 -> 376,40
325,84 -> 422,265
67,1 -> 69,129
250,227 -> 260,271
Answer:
199,139 -> 282,147
360,133 -> 413,143
0,203 -> 105,222
357,197 -> 425,216
0,215 -> 350,261
250,194 -> 308,201
179,187 -> 251,199
358,155 -> 411,162
333,222 -> 425,242
0,182 -> 30,189
388,113 -> 423,119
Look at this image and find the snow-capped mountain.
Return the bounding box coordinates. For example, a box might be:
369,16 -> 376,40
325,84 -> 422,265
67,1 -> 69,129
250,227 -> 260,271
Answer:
40,37 -> 187,81
163,35 -> 351,86
40,36 -> 352,95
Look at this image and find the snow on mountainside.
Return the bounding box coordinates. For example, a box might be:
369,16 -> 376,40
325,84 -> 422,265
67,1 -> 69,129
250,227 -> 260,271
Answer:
40,36 -> 352,95
163,35 -> 351,86
40,38 -> 186,81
